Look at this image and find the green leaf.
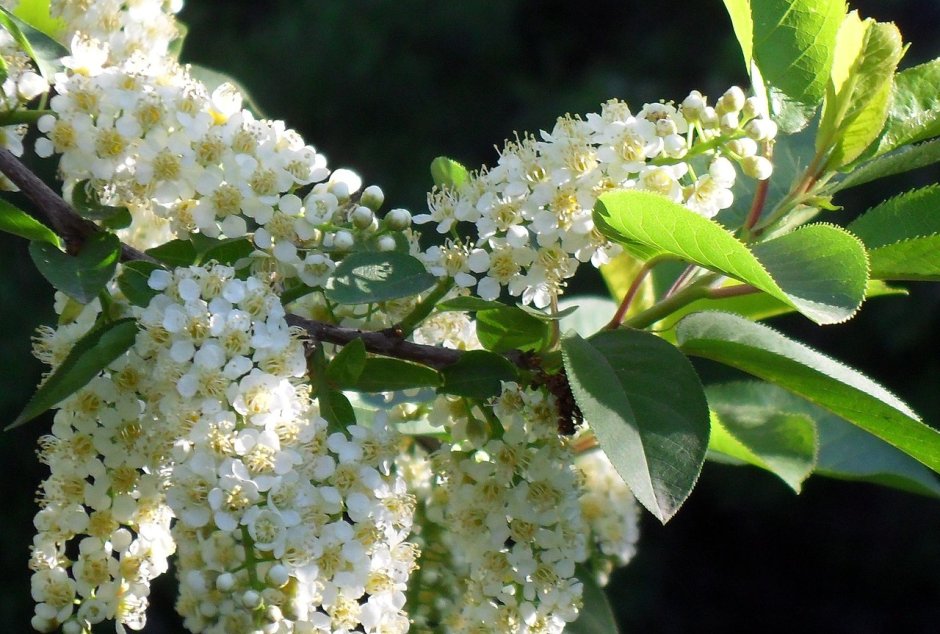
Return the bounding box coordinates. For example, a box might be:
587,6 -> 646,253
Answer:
819,16 -> 903,168
595,190 -> 868,324
475,307 -> 551,353
29,232 -> 121,304
326,251 -> 436,305
876,57 -> 940,154
847,185 -> 940,281
558,296 -> 618,338
318,388 -> 356,430
598,251 -> 656,316
0,198 -> 60,246
325,339 -> 367,387
196,235 -> 255,266
567,565 -> 619,634
145,239 -> 198,267
437,296 -> 507,312
188,63 -> 267,118
562,330 -> 710,523
0,6 -> 66,81
439,350 -> 518,399
675,311 -> 940,473
116,260 -> 162,308
750,0 -> 845,106
835,138 -> 940,190
12,0 -> 65,39
708,381 -> 940,497
340,358 -> 441,393
8,318 -> 138,429
722,0 -> 754,68
707,390 -> 818,492
71,180 -> 132,230
430,156 -> 470,190
656,279 -> 903,342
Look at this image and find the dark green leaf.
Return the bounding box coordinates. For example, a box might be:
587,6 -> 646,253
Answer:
562,330 -> 710,523
437,296 -> 506,312
430,156 -> 470,189
342,358 -> 441,393
0,198 -> 60,246
707,389 -> 818,492
145,239 -> 198,267
116,261 -> 162,307
567,565 -> 619,634
439,350 -> 518,399
708,381 -> 940,497
326,339 -> 367,387
835,138 -> 940,190
676,312 -> 940,473
0,6 -> 66,80
877,57 -> 940,154
558,296 -> 618,337
8,318 -> 138,429
280,283 -> 318,306
476,307 -> 551,353
326,251 -> 436,305
71,180 -> 132,229
29,232 -> 121,304
318,388 -> 356,430
197,235 -> 255,266
595,190 -> 868,324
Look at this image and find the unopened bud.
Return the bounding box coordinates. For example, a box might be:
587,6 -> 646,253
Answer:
745,118 -> 778,141
681,90 -> 706,121
267,564 -> 290,587
360,185 -> 385,211
216,572 -> 236,592
385,208 -> 412,230
242,589 -> 263,609
333,230 -> 355,251
377,235 -> 398,252
351,205 -> 374,229
717,85 -> 746,114
728,137 -> 758,158
742,155 -> 773,180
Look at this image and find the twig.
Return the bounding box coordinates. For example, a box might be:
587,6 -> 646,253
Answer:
0,148 -> 156,263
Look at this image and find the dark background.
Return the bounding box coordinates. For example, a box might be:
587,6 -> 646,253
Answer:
1,1 -> 939,631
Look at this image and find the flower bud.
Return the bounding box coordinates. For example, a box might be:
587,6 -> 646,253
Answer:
719,112 -> 739,134
216,572 -> 236,592
242,589 -> 263,609
742,155 -> 773,180
329,168 -> 362,195
351,205 -> 374,229
360,185 -> 385,211
333,230 -> 355,251
745,118 -> 778,141
681,90 -> 706,121
742,96 -> 763,120
717,85 -> 746,114
728,137 -> 758,158
377,235 -> 398,252
267,564 -> 290,587
385,208 -> 412,230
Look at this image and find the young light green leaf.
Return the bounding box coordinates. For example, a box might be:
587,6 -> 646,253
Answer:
29,232 -> 121,304
676,311 -> 940,473
430,156 -> 470,190
341,358 -> 441,393
707,392 -> 818,492
750,0 -> 845,106
876,57 -> 940,154
326,251 -> 436,305
8,318 -> 138,429
145,238 -> 198,267
0,198 -> 60,246
116,260 -> 162,308
835,138 -> 940,190
721,0 -> 754,68
439,350 -> 518,399
475,307 -> 551,353
820,16 -> 903,168
567,565 -> 620,634
708,381 -> 940,497
847,185 -> 940,280
595,190 -> 868,324
12,0 -> 65,39
562,330 -> 710,523
325,339 -> 367,387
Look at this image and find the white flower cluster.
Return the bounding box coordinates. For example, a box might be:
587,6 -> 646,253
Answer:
50,0 -> 184,66
415,88 -> 778,307
29,297 -> 176,634
414,383 -> 587,633
142,265 -> 417,634
575,449 -> 640,586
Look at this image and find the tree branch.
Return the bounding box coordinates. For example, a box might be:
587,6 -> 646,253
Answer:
0,148 -> 155,263
0,148 -> 531,373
